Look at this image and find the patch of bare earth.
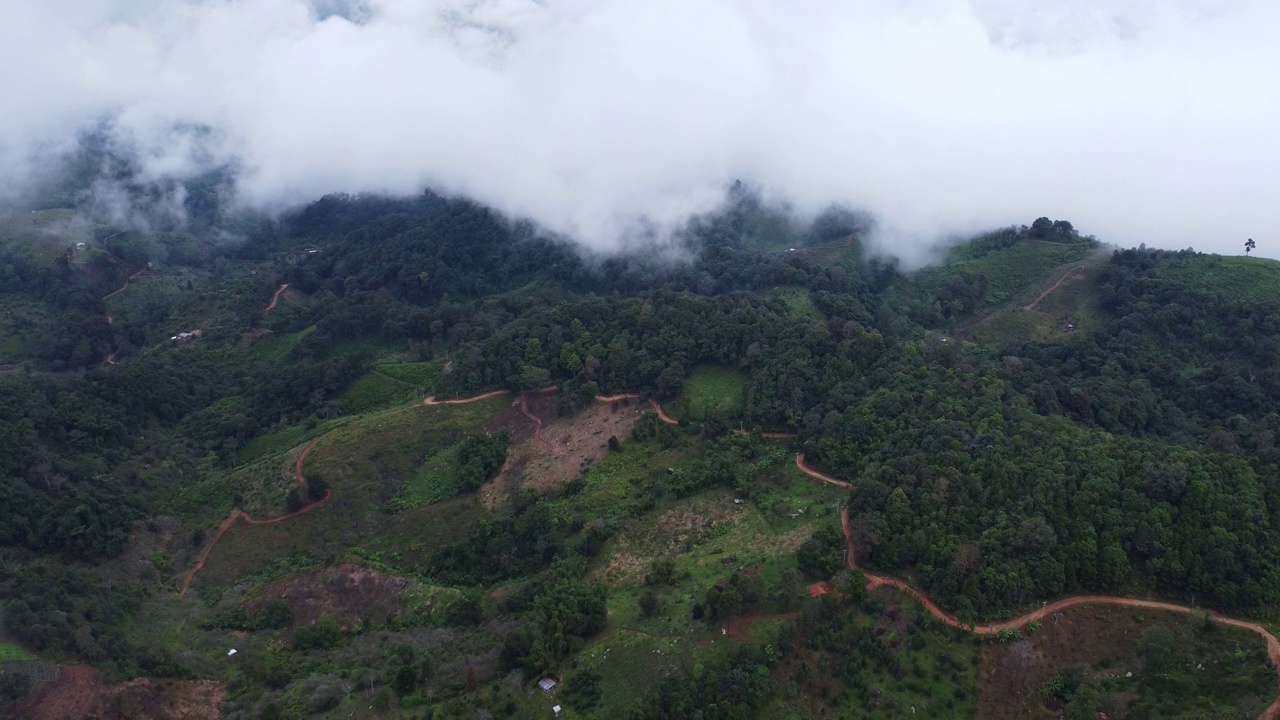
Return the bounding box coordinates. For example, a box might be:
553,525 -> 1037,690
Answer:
255,563 -> 410,631
11,665 -> 101,720
976,604 -> 1259,720
595,494 -> 748,587
480,398 -> 644,508
95,678 -> 226,720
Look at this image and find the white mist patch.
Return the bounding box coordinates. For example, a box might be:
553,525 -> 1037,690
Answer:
0,0 -> 1277,258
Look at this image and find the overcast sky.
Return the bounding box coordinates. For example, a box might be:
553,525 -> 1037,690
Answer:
2,0 -> 1277,259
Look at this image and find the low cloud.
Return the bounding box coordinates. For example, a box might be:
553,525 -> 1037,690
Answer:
2,0 -> 1277,259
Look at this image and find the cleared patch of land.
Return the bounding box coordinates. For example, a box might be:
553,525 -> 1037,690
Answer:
977,604 -> 1278,719
667,365 -> 747,421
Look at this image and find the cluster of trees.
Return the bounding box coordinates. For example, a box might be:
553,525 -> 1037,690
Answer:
456,432 -> 508,491
498,558 -> 608,675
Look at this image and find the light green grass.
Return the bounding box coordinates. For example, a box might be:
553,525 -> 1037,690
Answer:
247,325 -> 315,364
376,360 -> 444,388
1157,254 -> 1280,305
387,445 -> 463,511
774,287 -> 821,320
193,396 -> 507,587
908,238 -> 1098,310
584,629 -> 693,717
0,642 -> 32,662
971,262 -> 1104,349
166,447 -> 305,520
668,366 -> 747,422
548,441 -> 698,525
237,417 -> 346,464
339,371 -> 416,413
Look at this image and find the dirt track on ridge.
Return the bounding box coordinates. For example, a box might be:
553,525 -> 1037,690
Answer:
423,390 -> 511,405
179,439 -> 328,596
263,283 -> 288,314
1023,263 -> 1083,312
793,453 -> 1280,720
103,266 -> 148,302
181,389 -> 522,595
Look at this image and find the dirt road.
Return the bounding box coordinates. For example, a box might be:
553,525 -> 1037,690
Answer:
263,283 -> 288,314
793,453 -> 852,489
103,266 -> 148,302
647,398 -> 679,425
519,391 -> 553,449
180,439 -> 327,596
423,390 -> 511,406
1023,264 -> 1083,312
794,454 -> 1280,720
595,393 -> 640,402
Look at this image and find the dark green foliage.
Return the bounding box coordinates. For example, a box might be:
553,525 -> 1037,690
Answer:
796,522 -> 847,581
562,670 -> 602,710
498,559 -> 608,674
292,613 -> 342,651
456,432 -> 508,490
0,667 -> 32,706
201,599 -> 293,632
306,473 -> 329,501
284,488 -> 304,513
629,646 -> 775,719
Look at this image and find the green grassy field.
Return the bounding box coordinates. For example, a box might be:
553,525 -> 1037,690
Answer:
0,641 -> 32,662
247,325 -> 315,364
191,396 -> 507,588
773,287 -> 822,320
387,445 -> 463,511
668,365 -> 747,422
339,361 -> 444,413
1157,254 -> 1280,304
237,417 -> 346,464
906,239 -> 1098,312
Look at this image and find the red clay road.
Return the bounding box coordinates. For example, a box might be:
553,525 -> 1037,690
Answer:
423,390 -> 511,405
263,283 -> 288,314
1023,263 -> 1082,312
595,393 -> 640,402
793,453 -> 852,489
180,439 -> 327,596
795,453 -> 1280,720
182,389 -> 526,594
646,398 -> 796,438
103,266 -> 148,301
520,391 -> 554,448
648,398 -> 680,425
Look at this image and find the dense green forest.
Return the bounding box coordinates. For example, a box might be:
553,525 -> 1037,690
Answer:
2,175 -> 1279,719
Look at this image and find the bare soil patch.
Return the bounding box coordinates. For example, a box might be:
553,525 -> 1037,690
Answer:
256,563 -> 410,631
482,399 -> 537,444
11,665 -> 101,720
481,399 -> 644,507
95,678 -> 225,720
596,494 -> 748,587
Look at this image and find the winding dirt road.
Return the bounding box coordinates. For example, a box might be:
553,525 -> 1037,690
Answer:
520,390 -> 554,449
103,265 -> 149,302
647,398 -> 680,425
182,389 -> 524,594
793,453 -> 1280,720
180,439 -> 328,596
263,283 -> 288,314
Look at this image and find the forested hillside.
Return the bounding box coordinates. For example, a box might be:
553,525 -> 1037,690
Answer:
3,185 -> 1279,719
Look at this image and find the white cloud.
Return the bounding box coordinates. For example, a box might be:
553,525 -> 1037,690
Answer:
1,0 -> 1277,258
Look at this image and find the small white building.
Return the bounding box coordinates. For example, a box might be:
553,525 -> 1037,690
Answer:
552,706 -> 561,717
